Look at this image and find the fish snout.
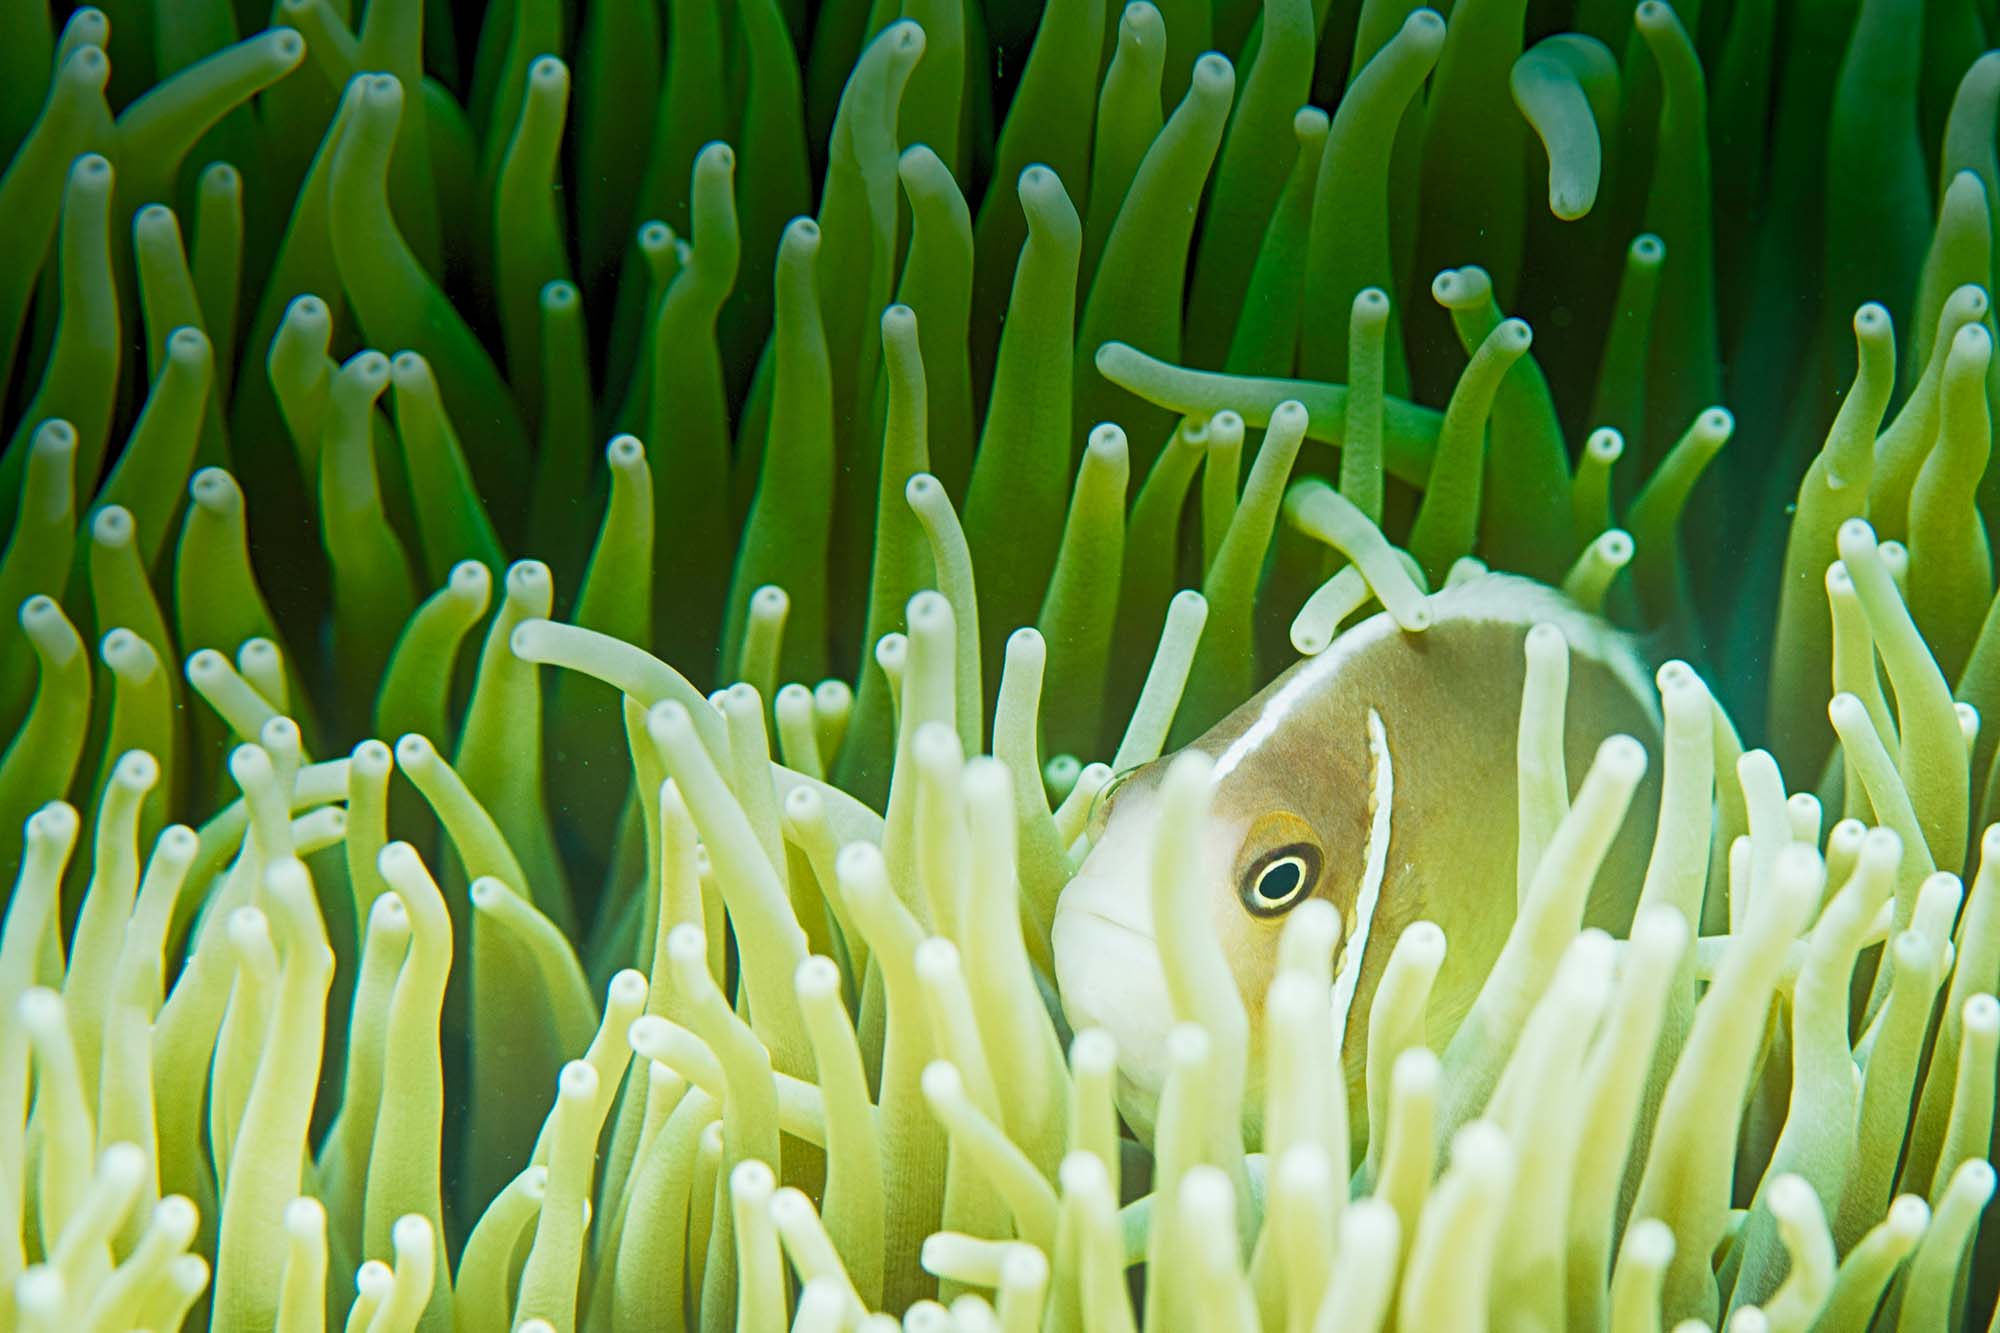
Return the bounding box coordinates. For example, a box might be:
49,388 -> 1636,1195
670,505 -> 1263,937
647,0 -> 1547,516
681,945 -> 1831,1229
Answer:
1053,864 -> 1175,1143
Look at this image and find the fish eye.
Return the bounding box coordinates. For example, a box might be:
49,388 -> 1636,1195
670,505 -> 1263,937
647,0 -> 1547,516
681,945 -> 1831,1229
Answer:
1240,843 -> 1320,917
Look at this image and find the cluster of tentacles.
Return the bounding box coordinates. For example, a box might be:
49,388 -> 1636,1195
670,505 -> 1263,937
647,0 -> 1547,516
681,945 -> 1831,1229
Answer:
3,0 -> 2000,1327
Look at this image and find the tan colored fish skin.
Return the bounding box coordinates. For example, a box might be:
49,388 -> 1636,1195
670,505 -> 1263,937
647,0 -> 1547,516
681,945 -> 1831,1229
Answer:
1053,573 -> 1663,1148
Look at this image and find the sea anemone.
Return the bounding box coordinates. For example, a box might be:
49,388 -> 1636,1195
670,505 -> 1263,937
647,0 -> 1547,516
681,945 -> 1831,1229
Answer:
1,0 -> 1997,1328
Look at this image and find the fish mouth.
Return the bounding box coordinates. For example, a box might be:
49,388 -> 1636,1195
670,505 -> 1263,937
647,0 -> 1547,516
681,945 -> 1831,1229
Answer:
1071,906 -> 1154,946
1051,890 -> 1173,1143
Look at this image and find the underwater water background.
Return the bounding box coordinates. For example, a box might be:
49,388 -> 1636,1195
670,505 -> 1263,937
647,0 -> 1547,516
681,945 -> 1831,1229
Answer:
4,0 -> 2000,1327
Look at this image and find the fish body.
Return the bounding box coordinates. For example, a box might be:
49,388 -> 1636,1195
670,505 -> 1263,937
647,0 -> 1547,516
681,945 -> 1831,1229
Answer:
1051,573 -> 1664,1146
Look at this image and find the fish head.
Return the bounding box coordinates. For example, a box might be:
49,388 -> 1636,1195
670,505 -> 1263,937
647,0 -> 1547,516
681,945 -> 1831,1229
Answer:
1050,704 -> 1374,1145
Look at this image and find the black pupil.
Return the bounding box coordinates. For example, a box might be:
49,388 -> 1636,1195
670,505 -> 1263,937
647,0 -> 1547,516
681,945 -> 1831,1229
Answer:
1258,859 -> 1303,902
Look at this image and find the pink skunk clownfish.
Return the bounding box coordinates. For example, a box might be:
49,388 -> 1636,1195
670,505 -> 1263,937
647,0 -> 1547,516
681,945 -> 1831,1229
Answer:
1051,571 -> 1664,1149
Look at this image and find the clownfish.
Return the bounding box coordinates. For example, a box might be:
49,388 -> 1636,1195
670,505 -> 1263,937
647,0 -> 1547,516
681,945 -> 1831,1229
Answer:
1051,572 -> 1664,1146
